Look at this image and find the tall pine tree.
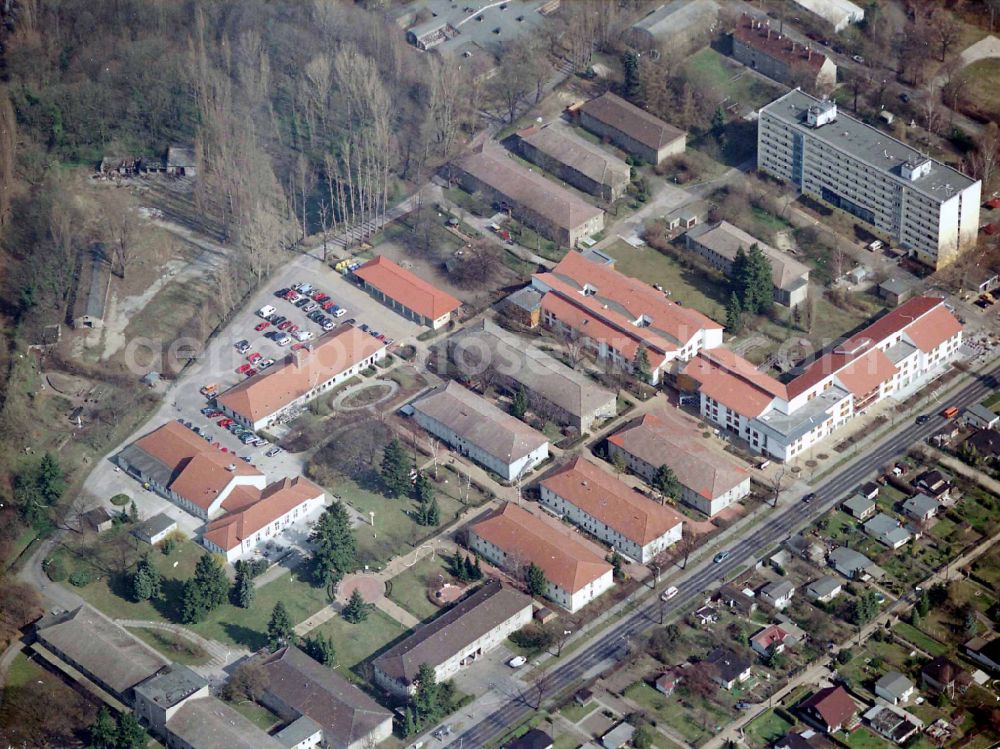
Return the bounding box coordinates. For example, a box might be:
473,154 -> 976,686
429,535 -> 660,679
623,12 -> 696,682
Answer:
651,464 -> 681,500
342,588 -> 372,623
130,555 -> 162,602
232,564 -> 256,609
526,562 -> 548,596
510,387 -> 528,419
309,501 -> 357,588
633,345 -> 652,383
725,292 -> 743,333
268,600 -> 294,650
380,438 -> 411,497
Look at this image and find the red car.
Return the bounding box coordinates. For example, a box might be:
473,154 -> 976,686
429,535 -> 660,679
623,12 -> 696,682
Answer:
247,352 -> 262,364
321,299 -> 337,311
244,369 -> 256,378
278,320 -> 293,331
255,321 -> 270,331
283,289 -> 298,301
291,342 -> 306,351
236,364 -> 253,375
207,410 -> 223,418
311,291 -> 327,301
288,324 -> 299,334
218,417 -> 233,427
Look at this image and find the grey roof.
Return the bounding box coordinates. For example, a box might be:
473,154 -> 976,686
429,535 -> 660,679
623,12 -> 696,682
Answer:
630,0 -> 720,41
875,671 -> 914,700
412,381 -> 548,465
117,442 -> 176,490
879,276 -> 919,296
133,512 -> 177,540
902,493 -> 940,518
885,340 -> 918,365
806,575 -> 842,599
965,403 -> 999,423
686,221 -> 810,291
753,385 -> 848,443
581,93 -> 686,152
521,126 -> 630,189
762,579 -> 795,599
259,646 -> 392,748
373,580 -> 531,686
275,716 -> 324,749
829,546 -> 874,574
601,723 -> 636,749
761,90 -> 977,202
134,665 -> 207,710
793,0 -> 863,26
455,147 -> 604,233
581,247 -> 615,265
36,604 -> 169,696
449,320 -> 616,425
505,287 -> 543,313
706,646 -> 752,683
167,145 -> 195,168
504,728 -> 554,749
842,493 -> 875,515
864,512 -> 911,546
166,696 -> 285,749
403,0 -> 551,54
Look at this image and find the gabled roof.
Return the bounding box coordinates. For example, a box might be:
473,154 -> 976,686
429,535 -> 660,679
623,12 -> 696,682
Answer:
833,348 -> 897,398
902,493 -> 940,518
801,685 -> 857,729
734,15 -> 830,74
166,696 -> 285,749
521,126 -> 630,188
705,646 -> 752,683
373,580 -> 531,686
806,575 -> 842,598
412,382 -> 548,465
354,256 -> 461,321
608,409 -> 750,500
685,220 -> 810,291
534,251 -> 720,355
681,355 -> 779,418
202,477 -> 324,552
581,92 -> 686,152
751,624 -> 789,650
922,655 -> 963,684
541,457 -> 683,546
259,646 -> 392,747
875,671 -> 914,700
218,326 -> 386,424
36,604 -> 169,695
471,503 -> 612,594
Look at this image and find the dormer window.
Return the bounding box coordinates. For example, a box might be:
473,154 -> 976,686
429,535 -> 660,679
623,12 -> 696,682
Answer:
635,314 -> 652,328
582,283 -> 598,297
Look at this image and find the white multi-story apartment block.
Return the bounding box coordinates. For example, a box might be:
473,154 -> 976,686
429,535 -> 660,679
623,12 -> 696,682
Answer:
758,90 -> 980,268
683,296 -> 963,461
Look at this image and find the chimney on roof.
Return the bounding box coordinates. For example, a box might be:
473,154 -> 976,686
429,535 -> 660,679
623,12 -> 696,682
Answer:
226,464 -> 236,472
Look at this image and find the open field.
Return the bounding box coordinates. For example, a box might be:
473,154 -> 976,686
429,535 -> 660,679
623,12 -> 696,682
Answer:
683,48 -> 785,116
624,681 -> 733,745
127,626 -> 211,666
309,606 -> 407,675
386,552 -> 461,622
744,709 -> 794,748
603,239 -> 729,322
956,58 -> 1000,124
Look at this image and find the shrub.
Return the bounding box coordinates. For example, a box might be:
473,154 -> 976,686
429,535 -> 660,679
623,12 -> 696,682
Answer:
110,493 -> 131,506
45,558 -> 67,582
68,569 -> 93,587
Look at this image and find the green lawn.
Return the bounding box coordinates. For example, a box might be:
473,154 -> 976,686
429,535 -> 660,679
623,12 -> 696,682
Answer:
386,552 -> 457,622
127,626 -> 211,666
894,622 -> 948,657
559,700 -> 598,723
983,391 -> 1000,413
309,606 -> 407,675
4,652 -> 41,689
604,239 -> 729,322
624,681 -> 730,744
744,709 -> 794,748
844,727 -> 891,749
227,700 -> 282,732
683,47 -> 785,113
956,58 -> 1000,124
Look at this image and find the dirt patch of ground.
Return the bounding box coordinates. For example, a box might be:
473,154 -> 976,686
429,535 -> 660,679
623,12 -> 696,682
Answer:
337,574 -> 385,605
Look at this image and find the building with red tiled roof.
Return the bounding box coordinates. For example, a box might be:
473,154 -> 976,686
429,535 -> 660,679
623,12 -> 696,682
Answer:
469,503 -> 614,613
607,408 -> 751,517
750,624 -> 792,657
683,296 -> 963,461
202,477 -> 325,562
118,421 -> 266,519
218,326 -> 386,431
800,686 -> 858,733
353,256 -> 461,329
732,15 -> 836,91
531,252 -> 723,384
539,456 -> 683,563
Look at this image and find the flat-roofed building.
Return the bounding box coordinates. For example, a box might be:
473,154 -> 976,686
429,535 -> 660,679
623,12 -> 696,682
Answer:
410,382 -> 549,481
259,646 -> 393,749
201,477 -> 325,562
218,326 -> 386,432
539,456 -> 683,563
448,320 -> 617,432
758,91 -> 980,268
792,0 -> 864,32
116,420 -> 266,521
353,256 -> 461,329
580,93 -> 686,166
532,252 -> 723,385
451,147 -> 604,246
165,696 -> 286,749
732,15 -> 836,91
685,220 -> 810,307
608,408 -> 751,516
519,126 -> 631,202
134,665 -> 210,737
469,503 -> 614,612
132,512 -> 178,545
372,579 -> 532,697
34,604 -> 169,705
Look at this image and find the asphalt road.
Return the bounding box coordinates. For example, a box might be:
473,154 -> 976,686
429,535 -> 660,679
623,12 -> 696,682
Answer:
455,364 -> 1000,748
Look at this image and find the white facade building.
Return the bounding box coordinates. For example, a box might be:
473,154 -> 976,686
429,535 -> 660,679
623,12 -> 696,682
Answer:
758,91 -> 980,268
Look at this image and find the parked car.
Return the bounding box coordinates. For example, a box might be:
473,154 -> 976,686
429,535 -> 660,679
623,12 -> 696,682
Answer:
852,54 -> 864,63
265,446 -> 282,457
507,656 -> 527,668
321,299 -> 337,311
257,358 -> 275,370
247,352 -> 262,364
295,297 -> 310,308
303,302 -> 319,313
200,406 -> 216,416
331,306 -> 346,318
320,319 -> 335,331
343,318 -> 356,326
257,305 -> 276,318
360,323 -> 370,332
236,364 -> 253,375
713,551 -> 731,564
218,418 -> 233,427
272,315 -> 287,326
235,340 -> 251,354
275,332 -> 292,346
294,330 -> 314,342
278,320 -> 293,331
661,586 -> 679,601
254,321 -> 270,332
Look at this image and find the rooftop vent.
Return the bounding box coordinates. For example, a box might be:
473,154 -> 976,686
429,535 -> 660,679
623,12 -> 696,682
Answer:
806,99 -> 838,128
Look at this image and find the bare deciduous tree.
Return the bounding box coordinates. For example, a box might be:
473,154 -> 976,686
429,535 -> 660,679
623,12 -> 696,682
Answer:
100,190 -> 139,280
931,10 -> 961,62
0,86 -> 15,227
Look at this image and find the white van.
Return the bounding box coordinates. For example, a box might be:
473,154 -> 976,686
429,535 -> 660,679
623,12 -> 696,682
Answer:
294,330 -> 314,342
257,305 -> 276,318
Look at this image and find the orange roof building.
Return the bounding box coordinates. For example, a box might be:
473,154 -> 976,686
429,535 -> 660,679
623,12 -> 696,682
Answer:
202,477 -> 325,562
218,326 -> 386,431
118,420 -> 266,520
681,296 -> 963,462
353,256 -> 461,330
607,408 -> 751,517
469,503 -> 614,613
531,252 -> 724,384
539,456 -> 683,563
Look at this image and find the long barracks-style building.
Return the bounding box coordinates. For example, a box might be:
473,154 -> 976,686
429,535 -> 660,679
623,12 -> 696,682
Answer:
758,90 -> 980,268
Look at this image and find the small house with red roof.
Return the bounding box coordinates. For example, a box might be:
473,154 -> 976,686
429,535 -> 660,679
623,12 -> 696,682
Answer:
750,623 -> 798,657
353,255 -> 461,329
800,686 -> 858,734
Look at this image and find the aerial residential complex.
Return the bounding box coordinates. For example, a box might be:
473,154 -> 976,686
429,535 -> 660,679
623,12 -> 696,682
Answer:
758,91 -> 981,267
539,456 -> 684,563
353,255 -> 462,330
531,252 -> 723,384
682,296 -> 964,461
